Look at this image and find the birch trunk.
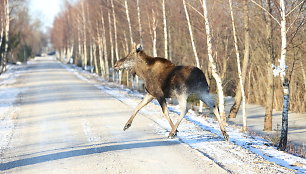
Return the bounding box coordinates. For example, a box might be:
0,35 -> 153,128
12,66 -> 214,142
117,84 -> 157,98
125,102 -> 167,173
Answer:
111,0 -> 121,83
162,0 -> 168,59
108,12 -> 115,81
125,0 -> 133,45
93,43 -> 99,74
264,0 -> 274,131
202,0 -> 226,123
77,23 -> 82,66
1,0 -> 9,73
101,13 -> 109,80
135,0 -> 142,89
228,0 -> 250,119
98,36 -> 105,77
182,0 -> 203,112
123,31 -> 130,87
229,0 -> 247,131
278,0 -> 289,151
152,10 -> 157,57
89,41 -> 93,72
137,0 -> 143,44
125,0 -> 135,88
81,1 -> 87,70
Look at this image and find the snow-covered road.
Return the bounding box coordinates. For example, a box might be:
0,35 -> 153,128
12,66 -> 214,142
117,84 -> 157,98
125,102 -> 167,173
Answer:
0,57 -> 225,174
0,56 -> 305,173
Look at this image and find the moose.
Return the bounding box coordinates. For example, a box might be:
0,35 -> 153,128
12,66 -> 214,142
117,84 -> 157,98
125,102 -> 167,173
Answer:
114,43 -> 229,141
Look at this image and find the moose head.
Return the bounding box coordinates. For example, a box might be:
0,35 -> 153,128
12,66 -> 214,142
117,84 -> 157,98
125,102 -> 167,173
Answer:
114,43 -> 143,70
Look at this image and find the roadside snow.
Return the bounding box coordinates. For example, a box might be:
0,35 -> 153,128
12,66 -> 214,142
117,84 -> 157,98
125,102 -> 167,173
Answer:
62,63 -> 306,173
0,64 -> 25,154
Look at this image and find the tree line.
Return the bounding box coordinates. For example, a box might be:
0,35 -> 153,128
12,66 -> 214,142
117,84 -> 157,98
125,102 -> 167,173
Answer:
0,0 -> 47,73
50,0 -> 305,149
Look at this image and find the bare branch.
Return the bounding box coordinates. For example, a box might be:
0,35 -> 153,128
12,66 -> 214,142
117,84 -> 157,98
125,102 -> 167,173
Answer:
286,0 -> 305,17
250,0 -> 281,26
187,2 -> 205,19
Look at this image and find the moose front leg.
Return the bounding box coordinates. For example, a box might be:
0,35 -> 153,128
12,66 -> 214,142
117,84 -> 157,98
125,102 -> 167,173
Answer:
157,98 -> 176,134
123,93 -> 154,131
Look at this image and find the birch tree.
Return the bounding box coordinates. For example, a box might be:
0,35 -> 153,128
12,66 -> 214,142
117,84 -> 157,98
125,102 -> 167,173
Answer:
136,0 -> 143,44
108,11 -> 115,81
111,0 -> 121,83
182,0 -> 204,112
251,0 -> 305,150
276,0 -> 289,151
202,0 -> 226,123
81,0 -> 88,70
0,0 -> 9,74
228,0 -> 247,131
101,11 -> 109,79
162,0 -> 168,59
228,0 -> 250,119
149,9 -> 158,57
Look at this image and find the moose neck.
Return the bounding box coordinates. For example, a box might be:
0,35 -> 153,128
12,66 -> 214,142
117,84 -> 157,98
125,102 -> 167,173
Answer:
133,51 -> 150,79
133,51 -> 175,84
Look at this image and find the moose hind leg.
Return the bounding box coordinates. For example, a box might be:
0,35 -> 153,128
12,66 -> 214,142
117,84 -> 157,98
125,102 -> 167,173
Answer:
199,93 -> 229,141
124,93 -> 154,131
168,95 -> 188,139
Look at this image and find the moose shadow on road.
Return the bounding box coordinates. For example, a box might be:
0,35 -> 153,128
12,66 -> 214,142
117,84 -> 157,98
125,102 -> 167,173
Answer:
0,138 -> 179,171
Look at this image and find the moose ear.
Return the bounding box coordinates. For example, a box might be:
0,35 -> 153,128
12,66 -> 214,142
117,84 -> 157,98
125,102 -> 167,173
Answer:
131,42 -> 137,50
136,44 -> 143,52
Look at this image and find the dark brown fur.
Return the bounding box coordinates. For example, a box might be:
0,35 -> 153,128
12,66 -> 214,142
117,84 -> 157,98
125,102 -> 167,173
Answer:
114,44 -> 228,140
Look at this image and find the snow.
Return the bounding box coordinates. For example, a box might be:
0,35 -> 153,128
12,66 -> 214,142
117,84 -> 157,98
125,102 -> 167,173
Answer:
0,64 -> 25,154
61,63 -> 306,173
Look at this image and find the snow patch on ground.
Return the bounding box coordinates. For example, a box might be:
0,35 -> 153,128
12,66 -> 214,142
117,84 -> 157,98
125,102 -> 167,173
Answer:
62,63 -> 306,173
0,64 -> 25,154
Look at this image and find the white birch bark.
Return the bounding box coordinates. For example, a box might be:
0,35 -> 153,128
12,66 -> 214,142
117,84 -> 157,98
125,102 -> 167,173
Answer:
108,12 -> 115,81
89,40 -> 93,72
135,0 -> 143,89
2,0 -> 9,72
77,21 -> 82,65
229,0 -> 247,131
123,31 -> 130,87
162,0 -> 168,59
98,35 -> 105,77
101,12 -> 109,80
202,0 -> 226,122
111,0 -> 121,83
136,0 -> 143,44
151,9 -> 157,57
125,0 -> 133,45
93,43 -> 99,74
81,0 -> 87,70
182,0 -> 203,112
277,0 -> 289,151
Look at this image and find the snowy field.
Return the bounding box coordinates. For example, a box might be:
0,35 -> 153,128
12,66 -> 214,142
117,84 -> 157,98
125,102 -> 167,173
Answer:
0,59 -> 305,173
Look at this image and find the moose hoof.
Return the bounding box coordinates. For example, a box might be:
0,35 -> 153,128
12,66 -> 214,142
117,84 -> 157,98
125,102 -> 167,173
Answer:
123,123 -> 131,131
222,131 -> 229,141
168,131 -> 177,139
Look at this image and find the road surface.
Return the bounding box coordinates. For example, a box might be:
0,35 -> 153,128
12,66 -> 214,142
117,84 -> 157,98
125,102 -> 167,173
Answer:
0,57 -> 226,173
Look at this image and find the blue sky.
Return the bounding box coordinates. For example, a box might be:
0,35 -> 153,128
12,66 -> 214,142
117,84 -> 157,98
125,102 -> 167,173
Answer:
28,0 -> 64,31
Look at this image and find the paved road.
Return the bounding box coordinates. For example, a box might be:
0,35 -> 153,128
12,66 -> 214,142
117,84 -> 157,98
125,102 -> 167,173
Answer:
0,57 -> 226,173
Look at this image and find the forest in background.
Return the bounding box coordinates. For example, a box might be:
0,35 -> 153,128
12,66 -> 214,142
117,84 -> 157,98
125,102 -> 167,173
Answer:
0,0 -> 47,68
